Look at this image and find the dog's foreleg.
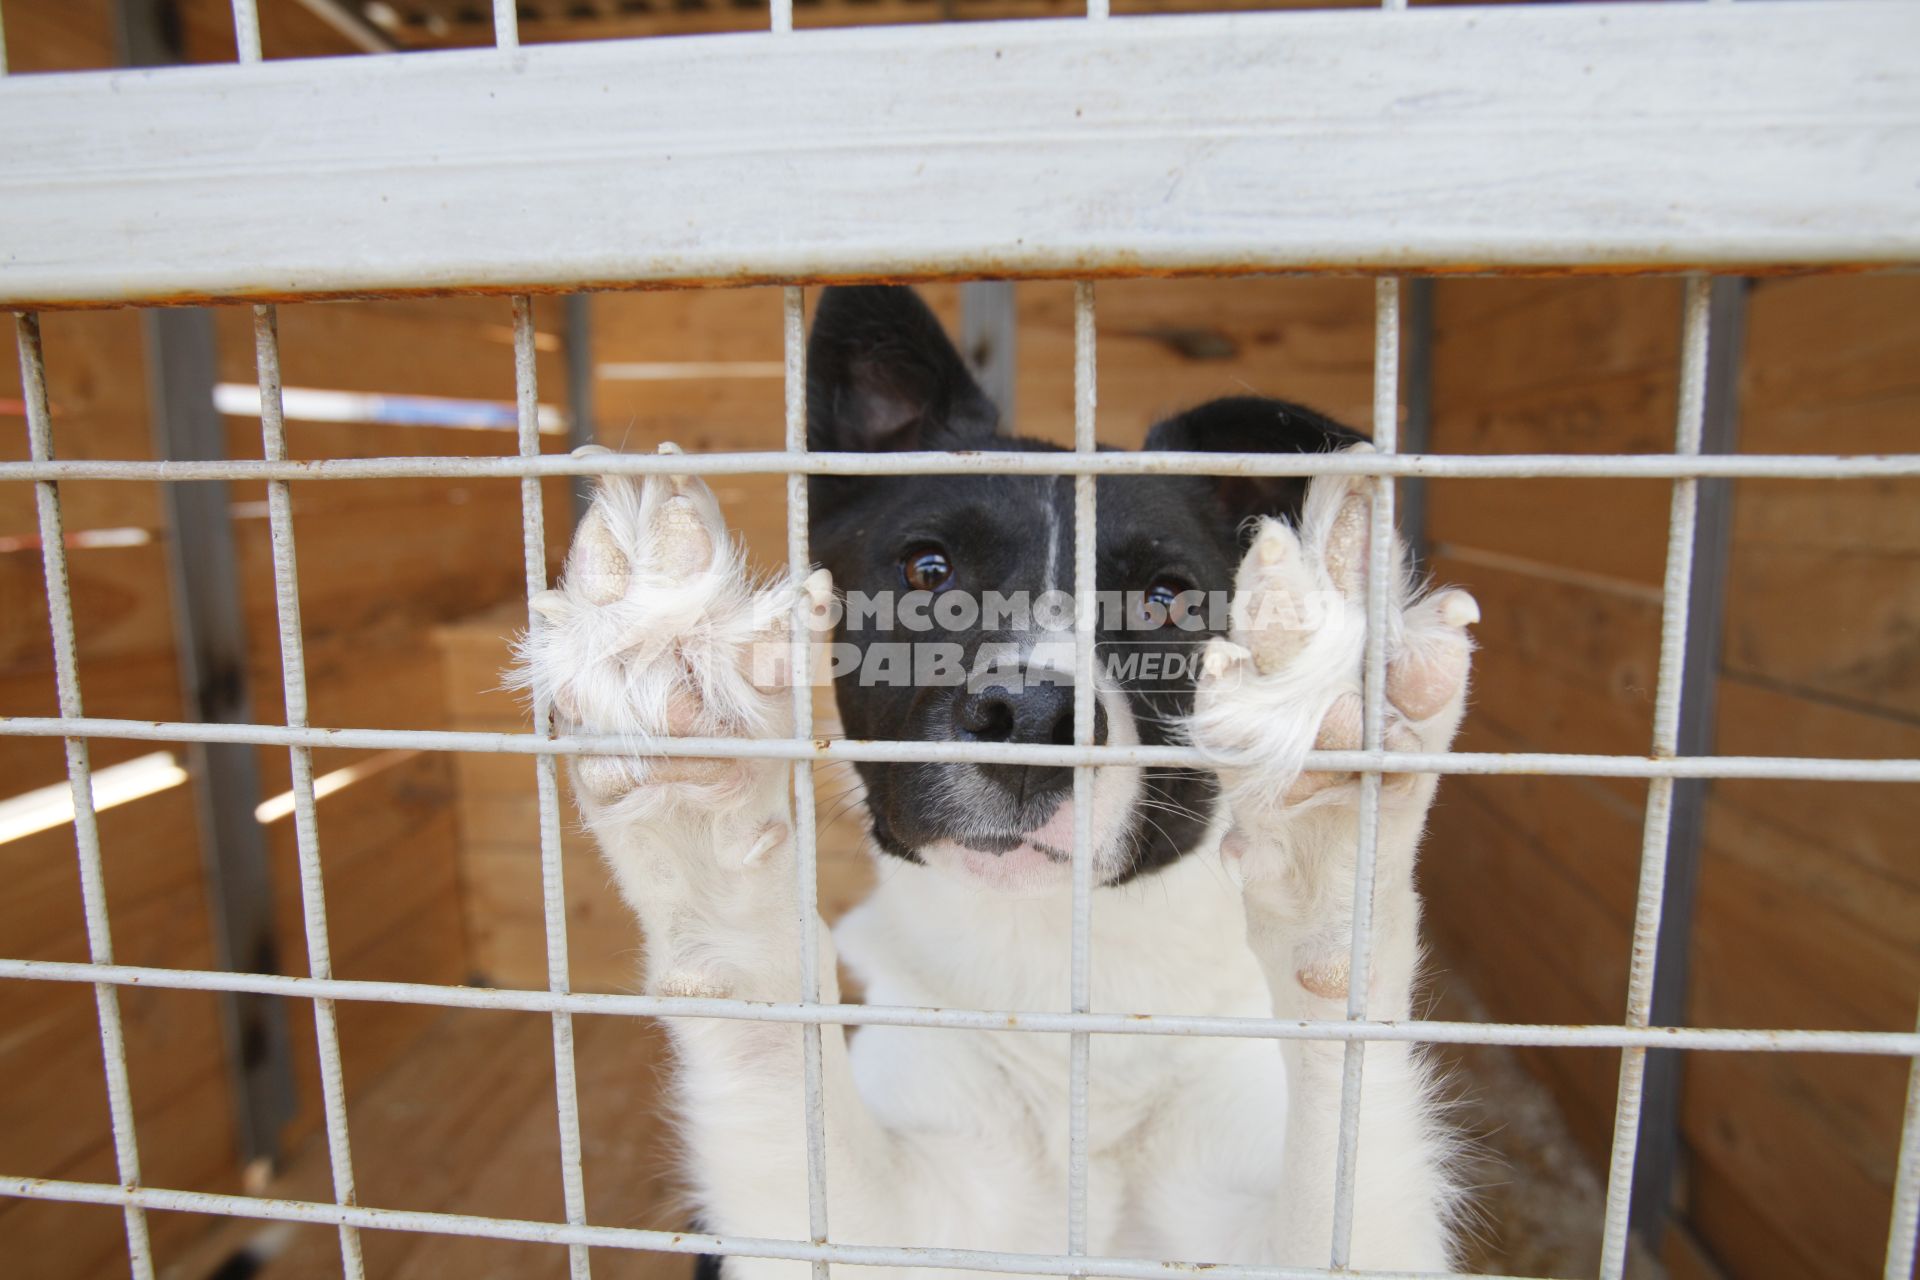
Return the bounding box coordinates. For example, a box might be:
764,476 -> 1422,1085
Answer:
522,463 -> 1010,1278
1188,462 -> 1478,1268
1232,798 -> 1457,1270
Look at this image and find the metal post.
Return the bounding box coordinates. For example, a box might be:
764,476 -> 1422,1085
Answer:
1629,276 -> 1747,1252
144,307 -> 297,1166
121,0 -> 296,1173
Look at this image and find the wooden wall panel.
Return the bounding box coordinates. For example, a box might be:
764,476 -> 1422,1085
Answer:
1673,274 -> 1920,1280
1,306 -> 182,793
0,783 -> 243,1276
0,0 -> 116,73
3,289 -> 557,1274
1420,276 -> 1681,1194
1422,272 -> 1920,1279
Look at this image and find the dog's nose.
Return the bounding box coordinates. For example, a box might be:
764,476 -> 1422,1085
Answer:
954,682 -> 1109,748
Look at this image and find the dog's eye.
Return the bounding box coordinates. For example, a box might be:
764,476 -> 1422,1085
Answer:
1139,577 -> 1197,628
901,545 -> 955,593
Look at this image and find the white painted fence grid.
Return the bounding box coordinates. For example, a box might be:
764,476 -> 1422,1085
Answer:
2,3 -> 1918,1280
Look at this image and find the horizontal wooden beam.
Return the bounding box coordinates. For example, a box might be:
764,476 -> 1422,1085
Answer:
1,2 -> 1916,308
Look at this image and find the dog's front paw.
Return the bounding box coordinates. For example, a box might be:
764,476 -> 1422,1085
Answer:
1190,456 -> 1478,1002
511,447 -> 831,999
1191,454 -> 1478,826
512,445 -> 825,841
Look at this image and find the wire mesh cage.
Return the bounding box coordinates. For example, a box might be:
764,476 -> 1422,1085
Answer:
1,2 -> 1917,1280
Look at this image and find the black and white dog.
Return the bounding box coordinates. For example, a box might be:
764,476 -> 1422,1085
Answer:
516,286 -> 1479,1273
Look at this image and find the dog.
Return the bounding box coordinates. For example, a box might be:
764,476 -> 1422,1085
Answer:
514,285 -> 1479,1275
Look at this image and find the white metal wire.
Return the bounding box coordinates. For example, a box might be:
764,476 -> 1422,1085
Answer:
6,450 -> 1917,483
14,313 -> 156,1280
1328,277 -> 1401,1267
252,303 -> 366,1280
1596,276 -> 1714,1280
5,957 -> 1914,1056
3,715 -> 1917,782
511,296 -> 594,1280
0,1173 -> 1564,1280
230,0 -> 263,63
784,285 -> 834,1280
1889,1001 -> 1920,1280
1068,281 -> 1098,1266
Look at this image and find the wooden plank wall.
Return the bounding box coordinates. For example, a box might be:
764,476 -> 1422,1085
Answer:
1419,275 -> 1920,1280
1,10 -> 576,1273
1,290 -> 570,1275
1680,276 -> 1920,1280
2,10 -> 238,1271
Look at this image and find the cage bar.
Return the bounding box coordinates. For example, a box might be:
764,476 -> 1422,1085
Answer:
510,297 -> 594,1280
1067,281 -> 1098,1264
6,449 -> 1915,483
251,303 -> 367,1280
782,284 -> 834,1279
1327,277 -> 1401,1266
13,313 -> 156,1280
3,715 -> 1917,783
0,1172 -> 1570,1280
5,956 -> 1916,1057
229,0 -> 262,63
1888,1003 -> 1920,1280
1596,277 -> 1714,1280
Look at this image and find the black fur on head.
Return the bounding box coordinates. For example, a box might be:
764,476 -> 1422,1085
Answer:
806,285 -> 1366,885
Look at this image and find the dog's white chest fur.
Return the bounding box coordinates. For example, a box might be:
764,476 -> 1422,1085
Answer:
833,836 -> 1295,1258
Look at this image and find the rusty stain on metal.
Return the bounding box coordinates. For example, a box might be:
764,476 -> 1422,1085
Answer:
3,259 -> 1900,313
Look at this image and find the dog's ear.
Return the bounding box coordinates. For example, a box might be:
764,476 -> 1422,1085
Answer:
1144,396 -> 1370,543
807,286 -> 999,453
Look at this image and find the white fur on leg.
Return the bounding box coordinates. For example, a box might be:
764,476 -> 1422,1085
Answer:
512,450 -> 1057,1276
1191,453 -> 1480,1269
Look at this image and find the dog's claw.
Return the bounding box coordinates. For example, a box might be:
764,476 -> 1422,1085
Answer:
1200,638 -> 1252,682
743,820 -> 790,869
1437,588 -> 1480,629
805,567 -> 835,614
1253,523 -> 1295,567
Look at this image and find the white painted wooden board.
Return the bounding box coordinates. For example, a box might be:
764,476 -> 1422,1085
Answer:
0,2 -> 1916,307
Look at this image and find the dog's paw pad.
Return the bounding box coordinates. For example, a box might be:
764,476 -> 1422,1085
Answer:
742,820 -> 790,869
1229,521 -> 1320,675
1386,588 -> 1479,723
1295,954 -> 1351,1002
1320,488 -> 1372,602
572,502 -> 632,605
